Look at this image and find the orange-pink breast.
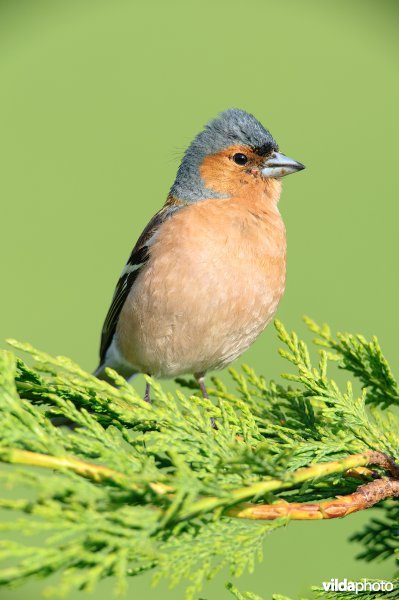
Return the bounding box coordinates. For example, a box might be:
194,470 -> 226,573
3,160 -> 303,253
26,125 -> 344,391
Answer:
116,193 -> 286,377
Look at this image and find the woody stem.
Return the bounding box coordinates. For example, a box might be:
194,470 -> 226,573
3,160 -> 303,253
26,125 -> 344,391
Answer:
226,478 -> 399,520
0,448 -> 397,522
0,448 -> 171,495
176,450 -> 399,521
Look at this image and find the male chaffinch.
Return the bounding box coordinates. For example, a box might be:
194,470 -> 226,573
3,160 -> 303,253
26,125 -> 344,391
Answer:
95,109 -> 304,401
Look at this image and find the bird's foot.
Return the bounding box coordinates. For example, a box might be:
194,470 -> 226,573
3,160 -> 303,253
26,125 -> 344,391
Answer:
144,380 -> 152,404
195,373 -> 209,399
194,373 -> 217,429
210,416 -> 218,430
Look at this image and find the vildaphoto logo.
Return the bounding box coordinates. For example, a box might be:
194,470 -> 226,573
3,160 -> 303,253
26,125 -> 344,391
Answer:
322,578 -> 394,594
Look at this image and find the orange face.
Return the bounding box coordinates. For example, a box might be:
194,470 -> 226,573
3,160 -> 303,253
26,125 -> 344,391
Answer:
200,144 -> 278,198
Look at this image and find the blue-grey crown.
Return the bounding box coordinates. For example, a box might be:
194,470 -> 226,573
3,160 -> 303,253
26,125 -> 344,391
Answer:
170,109 -> 278,203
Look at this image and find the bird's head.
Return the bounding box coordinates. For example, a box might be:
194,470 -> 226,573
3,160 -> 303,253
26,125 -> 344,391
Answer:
170,109 -> 304,203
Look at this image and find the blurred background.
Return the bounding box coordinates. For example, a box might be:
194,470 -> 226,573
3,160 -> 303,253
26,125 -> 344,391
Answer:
0,0 -> 398,598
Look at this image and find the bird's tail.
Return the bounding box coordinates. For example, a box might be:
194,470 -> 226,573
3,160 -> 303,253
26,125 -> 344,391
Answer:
93,362 -> 138,385
93,363 -> 111,380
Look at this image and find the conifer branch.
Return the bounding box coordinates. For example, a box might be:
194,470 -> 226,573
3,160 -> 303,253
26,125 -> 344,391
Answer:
227,477 -> 399,520
177,451 -> 399,521
3,447 -> 397,525
0,319 -> 398,598
0,448 -> 171,495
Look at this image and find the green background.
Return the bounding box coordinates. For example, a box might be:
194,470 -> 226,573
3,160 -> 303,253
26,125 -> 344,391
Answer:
0,0 -> 398,598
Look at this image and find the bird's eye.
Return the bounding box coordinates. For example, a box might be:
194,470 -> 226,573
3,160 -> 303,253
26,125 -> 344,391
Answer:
233,153 -> 248,165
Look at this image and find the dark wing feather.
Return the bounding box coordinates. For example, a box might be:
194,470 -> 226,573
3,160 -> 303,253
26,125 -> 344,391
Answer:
99,204 -> 180,362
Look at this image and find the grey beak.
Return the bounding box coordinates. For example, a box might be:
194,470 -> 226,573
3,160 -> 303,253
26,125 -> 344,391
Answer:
261,152 -> 305,178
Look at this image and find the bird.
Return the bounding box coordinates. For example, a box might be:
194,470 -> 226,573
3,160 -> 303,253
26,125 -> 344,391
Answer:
94,109 -> 305,402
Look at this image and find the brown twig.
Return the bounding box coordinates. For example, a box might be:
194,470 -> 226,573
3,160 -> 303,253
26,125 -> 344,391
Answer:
226,477 -> 399,520
366,450 -> 399,478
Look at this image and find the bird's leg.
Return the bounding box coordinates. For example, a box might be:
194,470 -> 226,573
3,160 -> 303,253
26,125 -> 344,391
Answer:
194,372 -> 217,429
195,373 -> 209,399
144,377 -> 152,404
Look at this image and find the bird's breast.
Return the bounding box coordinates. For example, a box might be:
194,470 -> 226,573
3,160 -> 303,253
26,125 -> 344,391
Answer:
116,195 -> 286,377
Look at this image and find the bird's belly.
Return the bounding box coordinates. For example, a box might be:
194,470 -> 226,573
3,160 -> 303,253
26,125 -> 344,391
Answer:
116,242 -> 286,378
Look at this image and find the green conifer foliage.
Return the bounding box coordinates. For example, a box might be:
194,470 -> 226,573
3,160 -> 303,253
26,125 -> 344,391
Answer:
0,319 -> 398,598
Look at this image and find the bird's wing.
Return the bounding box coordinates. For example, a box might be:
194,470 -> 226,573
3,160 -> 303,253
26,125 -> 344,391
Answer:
99,201 -> 184,363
